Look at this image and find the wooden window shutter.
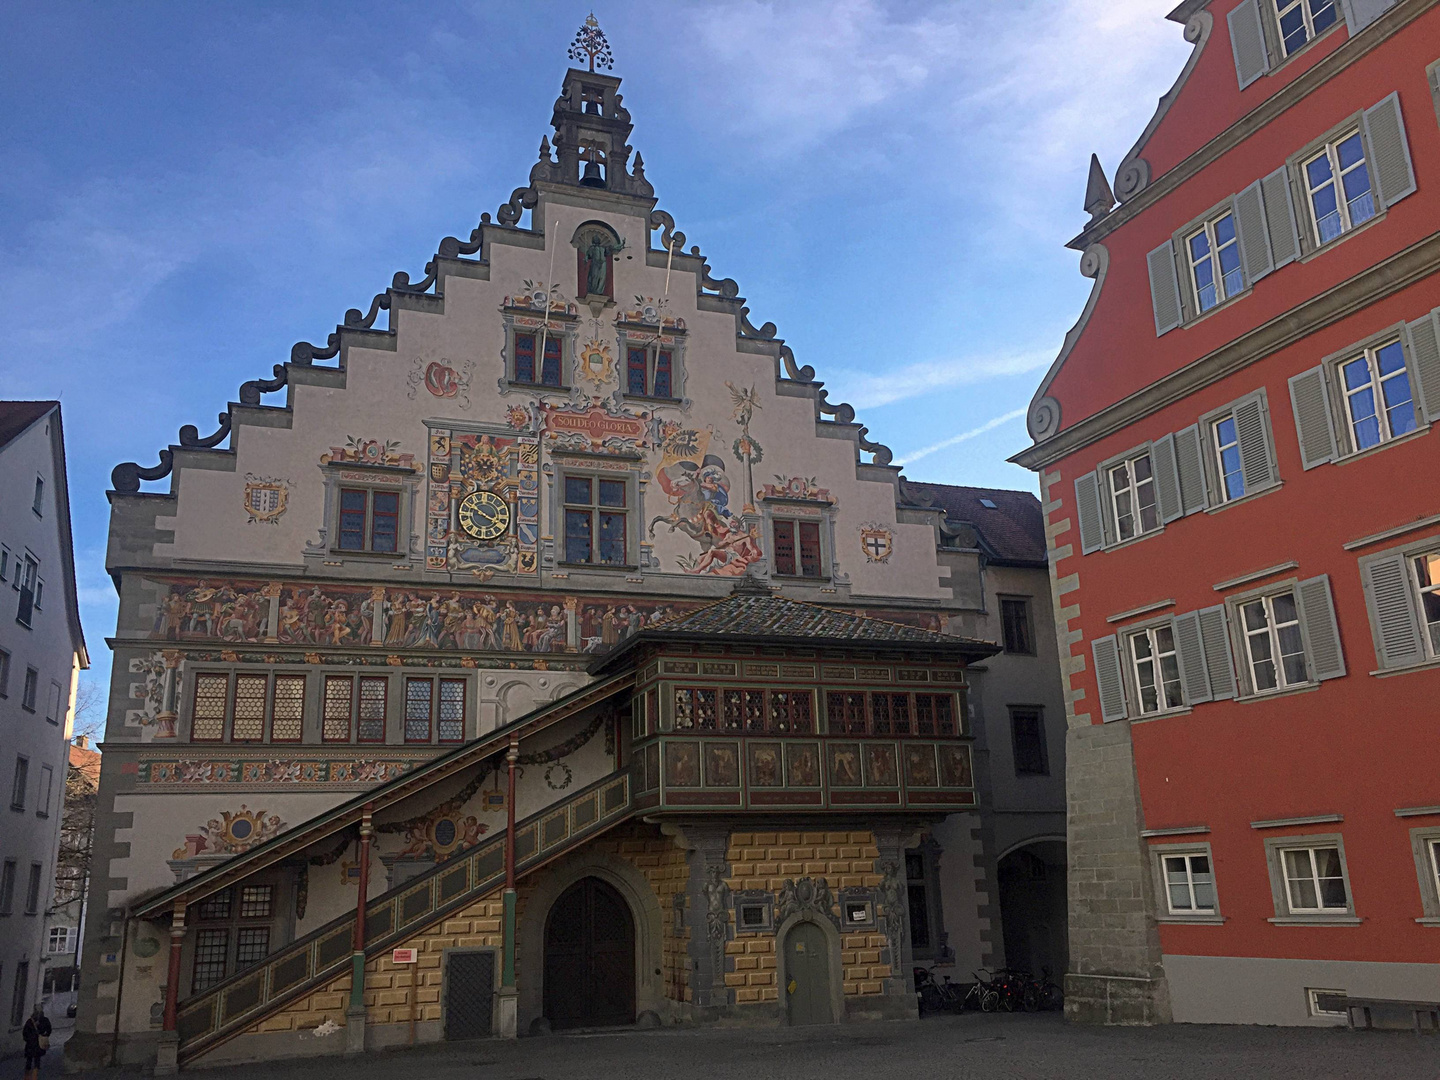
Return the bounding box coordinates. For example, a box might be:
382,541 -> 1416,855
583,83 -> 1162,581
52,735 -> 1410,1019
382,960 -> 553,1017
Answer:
1196,605 -> 1238,700
1405,312 -> 1440,423
1361,553 -> 1424,668
1287,366 -> 1338,469
1147,241 -> 1184,336
1341,0 -> 1397,34
1233,181 -> 1273,284
1233,393 -> 1275,490
1171,611 -> 1212,705
1227,0 -> 1270,90
1362,92 -> 1417,208
1173,425 -> 1210,516
1151,434 -> 1184,524
1294,575 -> 1347,681
1259,167 -> 1301,270
1091,635 -> 1128,722
1074,472 -> 1105,555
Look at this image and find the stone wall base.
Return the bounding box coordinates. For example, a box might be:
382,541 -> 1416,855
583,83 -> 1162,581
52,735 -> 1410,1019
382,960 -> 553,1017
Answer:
63,1029 -> 162,1072
1064,972 -> 1172,1026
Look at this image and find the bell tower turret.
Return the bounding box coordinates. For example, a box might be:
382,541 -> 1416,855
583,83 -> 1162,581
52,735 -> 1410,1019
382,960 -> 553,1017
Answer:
528,15 -> 654,200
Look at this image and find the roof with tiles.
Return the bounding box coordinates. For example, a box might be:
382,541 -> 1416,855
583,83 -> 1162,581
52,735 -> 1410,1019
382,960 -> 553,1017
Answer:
0,400 -> 57,451
906,481 -> 1047,566
590,580 -> 998,674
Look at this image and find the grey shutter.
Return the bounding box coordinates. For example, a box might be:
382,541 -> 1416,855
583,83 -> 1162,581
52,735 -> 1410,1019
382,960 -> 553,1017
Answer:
1228,0 -> 1270,90
1074,472 -> 1104,555
1362,553 -> 1423,668
1233,393 -> 1274,490
1196,605 -> 1238,700
1259,167 -> 1301,271
1233,182 -> 1273,285
1152,434 -> 1183,524
1342,0 -> 1397,33
1092,635 -> 1128,722
1288,366 -> 1338,469
1406,312 -> 1440,423
1363,92 -> 1417,208
1172,611 -> 1212,705
1173,424 -> 1210,515
1295,574 -> 1346,681
1147,241 -> 1184,336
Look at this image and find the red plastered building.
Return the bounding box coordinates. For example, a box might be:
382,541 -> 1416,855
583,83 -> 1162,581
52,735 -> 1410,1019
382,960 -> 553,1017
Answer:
1013,0 -> 1440,1026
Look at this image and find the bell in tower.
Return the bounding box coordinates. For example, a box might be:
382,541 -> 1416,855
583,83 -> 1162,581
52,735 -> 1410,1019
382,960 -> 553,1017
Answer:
522,15 -> 654,200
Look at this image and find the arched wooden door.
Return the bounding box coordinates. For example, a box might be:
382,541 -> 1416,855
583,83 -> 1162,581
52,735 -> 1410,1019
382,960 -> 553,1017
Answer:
783,921 -> 835,1025
543,876 -> 636,1029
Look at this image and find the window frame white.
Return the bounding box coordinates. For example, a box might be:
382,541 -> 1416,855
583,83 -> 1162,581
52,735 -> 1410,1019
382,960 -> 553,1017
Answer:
1302,130 -> 1376,247
47,926 -> 73,954
1414,549 -> 1440,660
1335,337 -> 1418,453
1150,843 -> 1221,920
1280,845 -> 1349,913
1272,0 -> 1340,58
1263,833 -> 1357,923
1126,622 -> 1186,715
1185,211 -> 1245,314
1106,451 -> 1160,543
1236,590 -> 1309,695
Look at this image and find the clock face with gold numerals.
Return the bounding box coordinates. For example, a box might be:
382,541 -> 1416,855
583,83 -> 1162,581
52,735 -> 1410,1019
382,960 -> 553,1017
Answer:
457,490 -> 510,541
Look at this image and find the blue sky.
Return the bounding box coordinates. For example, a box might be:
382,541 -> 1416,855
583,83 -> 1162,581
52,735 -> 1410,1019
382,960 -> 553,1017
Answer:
0,2 -> 1192,701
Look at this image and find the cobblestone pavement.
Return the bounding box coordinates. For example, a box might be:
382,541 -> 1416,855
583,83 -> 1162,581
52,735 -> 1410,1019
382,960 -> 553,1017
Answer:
51,1013 -> 1440,1080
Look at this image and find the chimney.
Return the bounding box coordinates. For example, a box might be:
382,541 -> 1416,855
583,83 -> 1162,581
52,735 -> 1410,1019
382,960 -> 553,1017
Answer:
74,734 -> 88,750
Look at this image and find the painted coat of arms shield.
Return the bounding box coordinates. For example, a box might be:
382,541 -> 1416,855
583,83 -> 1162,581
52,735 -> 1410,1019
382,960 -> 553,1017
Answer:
243,478 -> 288,524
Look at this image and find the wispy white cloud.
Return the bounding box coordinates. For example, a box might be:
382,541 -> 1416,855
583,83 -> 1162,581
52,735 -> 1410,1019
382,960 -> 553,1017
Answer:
893,406 -> 1027,467
823,347 -> 1053,409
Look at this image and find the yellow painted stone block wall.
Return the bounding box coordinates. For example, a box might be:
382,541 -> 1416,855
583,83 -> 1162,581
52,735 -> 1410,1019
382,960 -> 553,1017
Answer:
243,822 -> 689,1037
724,830 -> 886,1003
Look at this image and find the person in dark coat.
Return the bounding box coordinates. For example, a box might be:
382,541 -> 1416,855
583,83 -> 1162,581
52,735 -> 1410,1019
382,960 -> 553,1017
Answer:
22,1005 -> 52,1080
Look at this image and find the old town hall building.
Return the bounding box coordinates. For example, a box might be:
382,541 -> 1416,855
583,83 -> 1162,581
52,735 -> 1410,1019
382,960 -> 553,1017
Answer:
68,23 -> 1066,1069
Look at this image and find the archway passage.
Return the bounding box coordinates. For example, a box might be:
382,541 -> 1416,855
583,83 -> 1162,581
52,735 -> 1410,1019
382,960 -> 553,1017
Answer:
997,841 -> 1068,983
783,921 -> 835,1026
543,876 -> 636,1029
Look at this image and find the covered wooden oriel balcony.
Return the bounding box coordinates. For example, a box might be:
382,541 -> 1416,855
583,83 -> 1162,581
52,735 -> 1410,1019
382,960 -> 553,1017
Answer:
127,587 -> 996,1069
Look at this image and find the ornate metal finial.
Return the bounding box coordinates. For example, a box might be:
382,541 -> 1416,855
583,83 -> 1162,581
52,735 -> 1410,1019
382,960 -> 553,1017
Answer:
568,13 -> 613,72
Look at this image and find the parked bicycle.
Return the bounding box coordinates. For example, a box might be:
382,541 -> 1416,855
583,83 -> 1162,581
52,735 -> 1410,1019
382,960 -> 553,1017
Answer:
914,966 -> 965,1015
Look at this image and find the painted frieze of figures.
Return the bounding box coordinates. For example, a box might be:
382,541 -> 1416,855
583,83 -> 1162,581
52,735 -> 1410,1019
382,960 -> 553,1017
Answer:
149,577 -> 698,654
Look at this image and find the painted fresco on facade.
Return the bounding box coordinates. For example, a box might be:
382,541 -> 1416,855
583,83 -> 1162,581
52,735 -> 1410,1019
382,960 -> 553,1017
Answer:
147,577 -> 699,652
137,759 -> 413,786
319,437 -> 416,470
858,522 -> 894,564
242,474 -> 291,525
171,805 -> 287,859
406,357 -> 475,408
652,417 -> 763,577
425,428 -> 539,574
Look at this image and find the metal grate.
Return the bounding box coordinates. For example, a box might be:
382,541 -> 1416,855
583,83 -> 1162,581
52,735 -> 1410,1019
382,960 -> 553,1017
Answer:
444,951 -> 495,1040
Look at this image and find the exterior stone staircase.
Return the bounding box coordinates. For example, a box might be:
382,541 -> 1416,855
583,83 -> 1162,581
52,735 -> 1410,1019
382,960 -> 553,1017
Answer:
175,770 -> 632,1062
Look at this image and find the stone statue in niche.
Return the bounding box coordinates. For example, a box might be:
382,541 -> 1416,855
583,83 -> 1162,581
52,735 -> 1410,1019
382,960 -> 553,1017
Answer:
575,224 -> 625,299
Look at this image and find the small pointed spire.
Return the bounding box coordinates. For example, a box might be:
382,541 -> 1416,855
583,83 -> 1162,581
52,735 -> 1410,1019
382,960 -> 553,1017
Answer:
632,151 -> 646,178
1084,154 -> 1115,222
568,13 -> 614,72
538,135 -> 552,162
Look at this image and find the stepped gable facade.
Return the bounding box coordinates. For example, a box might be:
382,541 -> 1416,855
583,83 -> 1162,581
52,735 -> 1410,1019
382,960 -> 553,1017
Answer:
1015,0 -> 1440,1027
73,27 -> 1067,1070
